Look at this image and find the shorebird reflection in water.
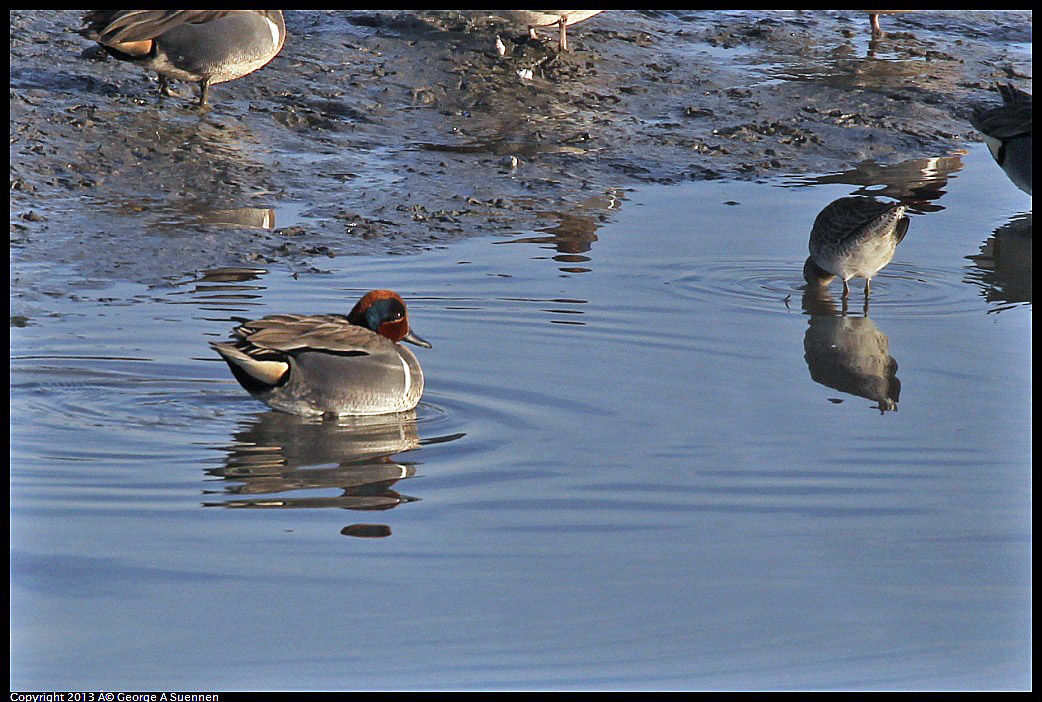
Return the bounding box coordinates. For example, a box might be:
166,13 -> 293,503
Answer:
802,289 -> 901,414
804,196 -> 910,300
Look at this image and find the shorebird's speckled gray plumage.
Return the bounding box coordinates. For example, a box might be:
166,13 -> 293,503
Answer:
803,196 -> 910,299
81,10 -> 286,106
970,83 -> 1032,196
211,290 -> 431,417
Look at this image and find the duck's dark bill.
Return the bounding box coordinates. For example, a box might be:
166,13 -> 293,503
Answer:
403,330 -> 432,349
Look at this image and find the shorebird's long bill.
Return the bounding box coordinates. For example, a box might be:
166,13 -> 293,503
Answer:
403,329 -> 432,349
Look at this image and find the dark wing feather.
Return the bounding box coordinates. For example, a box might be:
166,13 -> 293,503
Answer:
82,11 -> 232,44
892,216 -> 910,247
812,197 -> 903,249
971,84 -> 1032,141
234,314 -> 380,355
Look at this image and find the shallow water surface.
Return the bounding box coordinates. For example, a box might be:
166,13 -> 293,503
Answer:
10,144 -> 1031,690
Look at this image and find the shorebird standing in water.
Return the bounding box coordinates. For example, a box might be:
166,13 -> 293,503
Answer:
803,196 -> 910,299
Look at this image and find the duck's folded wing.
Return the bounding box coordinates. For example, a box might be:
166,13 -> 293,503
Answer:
84,11 -> 232,44
971,85 -> 1032,140
972,103 -> 1032,141
999,84 -> 1032,105
235,315 -> 378,355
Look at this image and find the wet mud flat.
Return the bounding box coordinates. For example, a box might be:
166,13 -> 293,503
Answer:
9,11 -> 1032,299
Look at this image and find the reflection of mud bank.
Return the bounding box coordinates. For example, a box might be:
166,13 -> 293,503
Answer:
10,11 -> 1032,285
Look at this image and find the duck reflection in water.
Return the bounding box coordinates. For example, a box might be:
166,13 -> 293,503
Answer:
195,206 -> 276,230
495,192 -> 621,273
801,287 -> 901,414
499,211 -> 601,273
789,153 -> 964,213
204,410 -> 429,537
965,213 -> 1032,308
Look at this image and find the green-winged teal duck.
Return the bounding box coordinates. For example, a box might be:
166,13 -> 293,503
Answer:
211,290 -> 431,417
81,10 -> 286,106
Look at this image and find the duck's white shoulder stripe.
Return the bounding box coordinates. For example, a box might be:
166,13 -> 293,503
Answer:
263,16 -> 281,48
399,353 -> 412,396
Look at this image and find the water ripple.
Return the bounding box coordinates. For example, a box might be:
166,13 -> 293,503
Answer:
664,259 -> 979,318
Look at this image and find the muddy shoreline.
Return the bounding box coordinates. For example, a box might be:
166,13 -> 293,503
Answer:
9,10 -> 1032,297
